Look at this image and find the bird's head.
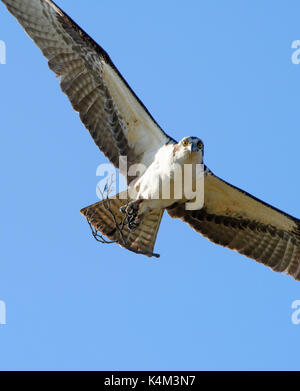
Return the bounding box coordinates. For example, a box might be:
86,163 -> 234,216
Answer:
175,136 -> 204,163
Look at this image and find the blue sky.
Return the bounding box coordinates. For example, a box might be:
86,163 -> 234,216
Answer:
1,0 -> 300,371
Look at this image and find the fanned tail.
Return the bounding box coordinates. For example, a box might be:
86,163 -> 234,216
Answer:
80,192 -> 163,257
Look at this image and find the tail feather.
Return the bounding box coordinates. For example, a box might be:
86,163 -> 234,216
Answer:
80,192 -> 163,256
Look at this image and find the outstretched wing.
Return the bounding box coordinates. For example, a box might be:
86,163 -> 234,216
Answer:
2,0 -> 175,178
167,171 -> 300,280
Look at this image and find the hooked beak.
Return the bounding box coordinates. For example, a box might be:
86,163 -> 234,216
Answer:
191,144 -> 198,152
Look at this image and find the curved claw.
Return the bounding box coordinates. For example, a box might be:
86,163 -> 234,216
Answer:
126,215 -> 135,224
127,208 -> 136,216
128,221 -> 139,232
120,206 -> 127,214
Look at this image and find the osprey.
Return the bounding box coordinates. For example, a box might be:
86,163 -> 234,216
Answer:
2,0 -> 300,280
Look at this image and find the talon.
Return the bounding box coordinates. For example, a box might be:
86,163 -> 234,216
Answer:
127,208 -> 136,216
127,216 -> 133,224
120,206 -> 127,214
128,221 -> 139,231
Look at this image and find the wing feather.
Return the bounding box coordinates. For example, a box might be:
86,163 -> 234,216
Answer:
167,172 -> 300,280
2,0 -> 175,179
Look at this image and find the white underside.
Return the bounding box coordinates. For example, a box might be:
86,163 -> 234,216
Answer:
129,144 -> 204,214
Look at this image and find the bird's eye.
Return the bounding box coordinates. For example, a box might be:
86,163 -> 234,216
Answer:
197,141 -> 203,149
182,140 -> 189,147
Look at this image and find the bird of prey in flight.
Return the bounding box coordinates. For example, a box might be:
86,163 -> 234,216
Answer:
2,0 -> 300,280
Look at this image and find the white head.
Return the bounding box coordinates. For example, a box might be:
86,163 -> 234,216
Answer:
174,136 -> 204,163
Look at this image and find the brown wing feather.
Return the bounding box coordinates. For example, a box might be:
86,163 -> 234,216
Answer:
167,172 -> 300,280
2,0 -> 174,178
